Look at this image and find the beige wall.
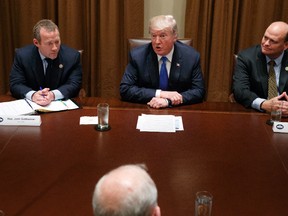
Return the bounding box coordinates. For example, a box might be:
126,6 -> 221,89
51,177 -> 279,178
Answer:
144,0 -> 186,38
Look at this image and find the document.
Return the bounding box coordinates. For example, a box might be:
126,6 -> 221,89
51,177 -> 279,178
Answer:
136,114 -> 184,132
79,116 -> 98,125
0,115 -> 41,126
0,99 -> 79,115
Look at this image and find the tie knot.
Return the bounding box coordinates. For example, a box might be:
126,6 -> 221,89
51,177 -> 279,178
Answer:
269,60 -> 275,67
161,56 -> 167,63
45,58 -> 53,65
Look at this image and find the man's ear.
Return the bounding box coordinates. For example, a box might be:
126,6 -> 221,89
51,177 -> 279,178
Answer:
152,205 -> 161,216
284,41 -> 288,51
33,38 -> 39,47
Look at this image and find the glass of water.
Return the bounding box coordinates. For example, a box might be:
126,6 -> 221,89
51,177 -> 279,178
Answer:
96,103 -> 110,131
270,100 -> 283,123
195,191 -> 213,216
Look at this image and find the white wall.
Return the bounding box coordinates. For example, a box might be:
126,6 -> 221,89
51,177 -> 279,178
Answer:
144,0 -> 186,38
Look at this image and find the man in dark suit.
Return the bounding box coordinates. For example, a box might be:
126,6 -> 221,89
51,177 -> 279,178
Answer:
233,21 -> 288,114
120,15 -> 205,109
10,19 -> 82,106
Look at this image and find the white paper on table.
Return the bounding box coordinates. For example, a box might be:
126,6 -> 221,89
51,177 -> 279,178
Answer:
136,114 -> 183,132
80,116 -> 98,125
0,99 -> 36,115
175,116 -> 184,131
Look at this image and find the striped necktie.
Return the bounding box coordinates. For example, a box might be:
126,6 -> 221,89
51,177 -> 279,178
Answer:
268,60 -> 278,99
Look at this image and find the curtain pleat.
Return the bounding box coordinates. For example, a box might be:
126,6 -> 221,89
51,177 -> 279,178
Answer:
2,0 -> 287,101
185,0 -> 288,102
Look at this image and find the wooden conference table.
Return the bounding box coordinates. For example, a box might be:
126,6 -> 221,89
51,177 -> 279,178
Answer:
0,95 -> 288,216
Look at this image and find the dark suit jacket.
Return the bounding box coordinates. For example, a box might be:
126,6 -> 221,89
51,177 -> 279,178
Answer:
233,45 -> 288,108
119,41 -> 205,104
10,44 -> 82,99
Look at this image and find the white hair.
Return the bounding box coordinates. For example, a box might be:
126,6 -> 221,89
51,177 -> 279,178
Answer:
149,15 -> 178,36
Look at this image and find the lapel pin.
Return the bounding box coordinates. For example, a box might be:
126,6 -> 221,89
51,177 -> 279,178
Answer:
176,63 -> 180,67
59,64 -> 63,69
285,66 -> 288,71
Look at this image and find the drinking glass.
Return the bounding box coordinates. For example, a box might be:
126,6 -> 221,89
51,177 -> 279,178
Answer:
270,100 -> 283,123
195,191 -> 213,216
96,103 -> 110,131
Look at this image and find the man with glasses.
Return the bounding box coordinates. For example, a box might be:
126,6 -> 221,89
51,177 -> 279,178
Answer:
120,15 -> 205,109
233,21 -> 288,114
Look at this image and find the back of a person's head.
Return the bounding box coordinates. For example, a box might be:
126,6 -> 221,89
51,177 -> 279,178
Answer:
92,164 -> 160,216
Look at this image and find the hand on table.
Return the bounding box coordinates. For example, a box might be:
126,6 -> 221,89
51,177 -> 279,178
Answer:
32,88 -> 55,106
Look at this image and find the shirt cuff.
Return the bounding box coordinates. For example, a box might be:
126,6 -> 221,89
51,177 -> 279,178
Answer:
252,98 -> 266,111
155,89 -> 161,98
25,90 -> 36,100
51,90 -> 64,100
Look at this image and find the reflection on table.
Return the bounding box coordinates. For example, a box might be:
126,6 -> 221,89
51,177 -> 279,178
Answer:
0,95 -> 288,216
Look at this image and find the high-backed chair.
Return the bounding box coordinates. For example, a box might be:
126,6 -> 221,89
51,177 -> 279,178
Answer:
77,49 -> 86,98
128,38 -> 192,49
228,54 -> 238,103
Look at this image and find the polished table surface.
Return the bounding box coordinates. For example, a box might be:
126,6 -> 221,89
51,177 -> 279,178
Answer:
1,96 -> 288,216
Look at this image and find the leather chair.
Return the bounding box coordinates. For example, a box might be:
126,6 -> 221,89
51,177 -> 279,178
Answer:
228,54 -> 238,103
77,50 -> 86,98
128,38 -> 192,49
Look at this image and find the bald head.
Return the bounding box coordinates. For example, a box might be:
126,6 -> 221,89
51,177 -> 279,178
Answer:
92,164 -> 160,216
267,21 -> 288,41
261,21 -> 288,59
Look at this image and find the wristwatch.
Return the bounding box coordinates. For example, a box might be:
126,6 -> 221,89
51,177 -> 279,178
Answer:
166,98 -> 172,108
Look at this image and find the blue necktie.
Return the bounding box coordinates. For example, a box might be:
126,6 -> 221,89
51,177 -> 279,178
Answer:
159,56 -> 168,90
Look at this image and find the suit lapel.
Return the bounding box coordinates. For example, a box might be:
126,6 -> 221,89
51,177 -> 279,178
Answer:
279,51 -> 288,93
170,44 -> 182,86
48,57 -> 62,89
256,50 -> 269,98
32,48 -> 46,88
146,47 -> 159,88
45,48 -> 64,89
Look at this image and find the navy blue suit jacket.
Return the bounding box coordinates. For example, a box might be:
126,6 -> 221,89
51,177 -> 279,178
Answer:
10,44 -> 82,99
233,45 -> 288,108
120,41 -> 205,104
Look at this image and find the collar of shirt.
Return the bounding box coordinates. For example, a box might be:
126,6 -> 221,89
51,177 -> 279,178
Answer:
265,52 -> 284,88
157,46 -> 174,77
38,50 -> 47,61
38,50 -> 48,74
265,51 -> 284,67
157,46 -> 174,62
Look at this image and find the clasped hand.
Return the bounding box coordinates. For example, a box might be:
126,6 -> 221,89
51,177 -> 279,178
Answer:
262,92 -> 288,115
32,88 -> 55,106
147,91 -> 183,109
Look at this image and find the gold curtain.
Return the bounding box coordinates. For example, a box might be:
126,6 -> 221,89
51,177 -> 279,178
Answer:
0,0 -> 144,97
185,0 -> 288,102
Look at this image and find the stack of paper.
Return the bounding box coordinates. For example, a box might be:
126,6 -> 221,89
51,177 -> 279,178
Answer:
136,114 -> 184,132
0,99 -> 79,115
